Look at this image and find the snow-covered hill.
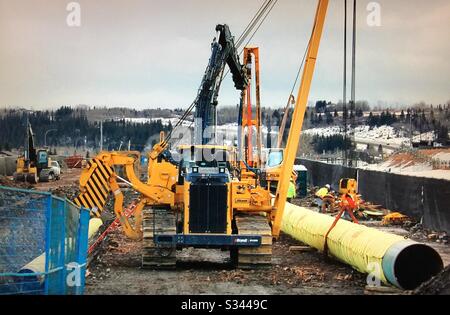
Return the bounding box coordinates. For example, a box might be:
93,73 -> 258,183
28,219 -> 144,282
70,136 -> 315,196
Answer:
302,125 -> 436,148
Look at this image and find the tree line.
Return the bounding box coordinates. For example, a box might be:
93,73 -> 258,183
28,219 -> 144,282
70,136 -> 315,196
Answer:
0,106 -> 172,152
367,107 -> 449,143
311,134 -> 353,154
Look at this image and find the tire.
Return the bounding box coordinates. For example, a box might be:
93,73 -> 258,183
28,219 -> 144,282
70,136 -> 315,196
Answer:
26,173 -> 37,184
39,172 -> 49,182
13,173 -> 25,182
39,175 -> 49,182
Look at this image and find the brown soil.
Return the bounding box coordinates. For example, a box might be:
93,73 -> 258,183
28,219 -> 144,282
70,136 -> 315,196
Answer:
414,265 -> 450,295
386,148 -> 450,169
0,168 -> 81,193
84,226 -> 367,295
0,175 -> 33,189
34,168 -> 82,193
4,169 -> 446,295
84,206 -> 450,295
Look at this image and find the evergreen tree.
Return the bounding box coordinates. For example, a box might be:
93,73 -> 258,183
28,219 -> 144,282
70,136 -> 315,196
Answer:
400,110 -> 405,122
272,110 -> 281,126
436,124 -> 449,143
350,110 -> 355,119
326,112 -> 333,124
356,108 -> 364,117
315,100 -> 327,113
0,107 -> 171,151
310,112 -> 315,125
343,106 -> 348,120
378,144 -> 383,156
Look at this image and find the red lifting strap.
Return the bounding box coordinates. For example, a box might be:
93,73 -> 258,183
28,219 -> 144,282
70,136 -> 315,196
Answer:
323,195 -> 359,256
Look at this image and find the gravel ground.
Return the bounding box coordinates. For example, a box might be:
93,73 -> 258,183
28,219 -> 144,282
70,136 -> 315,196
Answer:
84,203 -> 450,295
414,264 -> 450,295
3,172 -> 447,295
85,230 -> 367,295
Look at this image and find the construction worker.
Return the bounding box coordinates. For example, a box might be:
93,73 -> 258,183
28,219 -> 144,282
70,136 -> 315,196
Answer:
314,184 -> 331,212
287,180 -> 297,202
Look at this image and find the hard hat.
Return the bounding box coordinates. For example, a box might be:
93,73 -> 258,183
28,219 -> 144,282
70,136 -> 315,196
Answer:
325,184 -> 331,189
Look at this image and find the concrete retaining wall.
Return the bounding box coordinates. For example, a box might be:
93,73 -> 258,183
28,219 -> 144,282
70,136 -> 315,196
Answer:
0,157 -> 17,176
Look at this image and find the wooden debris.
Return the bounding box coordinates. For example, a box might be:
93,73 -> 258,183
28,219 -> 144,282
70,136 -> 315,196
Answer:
288,245 -> 315,252
364,285 -> 404,295
382,212 -> 410,225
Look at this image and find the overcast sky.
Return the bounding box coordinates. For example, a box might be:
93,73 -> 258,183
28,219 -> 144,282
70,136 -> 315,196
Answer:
0,0 -> 449,110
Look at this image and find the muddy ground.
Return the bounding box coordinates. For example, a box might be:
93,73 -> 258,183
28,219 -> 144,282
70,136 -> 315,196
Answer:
3,170 -> 448,295
34,168 -> 82,195
84,217 -> 450,295
85,229 -> 367,295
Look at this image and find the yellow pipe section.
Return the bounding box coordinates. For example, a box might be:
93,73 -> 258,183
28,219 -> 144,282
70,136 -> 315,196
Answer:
281,203 -> 443,289
88,218 -> 103,239
19,218 -> 104,280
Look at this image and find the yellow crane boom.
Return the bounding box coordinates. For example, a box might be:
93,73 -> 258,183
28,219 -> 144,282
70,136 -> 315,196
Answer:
272,0 -> 329,237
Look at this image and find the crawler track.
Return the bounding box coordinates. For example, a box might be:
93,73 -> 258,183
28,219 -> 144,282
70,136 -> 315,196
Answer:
234,214 -> 273,269
142,207 -> 177,269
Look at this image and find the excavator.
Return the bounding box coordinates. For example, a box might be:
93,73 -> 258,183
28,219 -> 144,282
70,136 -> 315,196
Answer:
74,0 -> 329,269
14,121 -> 60,183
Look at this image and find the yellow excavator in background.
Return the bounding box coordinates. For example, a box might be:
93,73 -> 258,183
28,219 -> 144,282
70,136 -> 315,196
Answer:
74,0 -> 330,269
14,122 -> 60,183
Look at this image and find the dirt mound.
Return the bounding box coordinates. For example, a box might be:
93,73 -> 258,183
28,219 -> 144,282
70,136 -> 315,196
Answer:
386,148 -> 450,170
387,152 -> 427,168
0,175 -> 33,189
49,185 -> 80,200
414,264 -> 450,295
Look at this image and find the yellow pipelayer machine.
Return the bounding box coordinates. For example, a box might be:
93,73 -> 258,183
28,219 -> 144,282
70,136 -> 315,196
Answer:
74,0 -> 329,269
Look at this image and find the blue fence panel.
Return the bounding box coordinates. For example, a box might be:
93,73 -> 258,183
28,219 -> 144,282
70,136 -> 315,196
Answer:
75,208 -> 90,295
0,186 -> 89,295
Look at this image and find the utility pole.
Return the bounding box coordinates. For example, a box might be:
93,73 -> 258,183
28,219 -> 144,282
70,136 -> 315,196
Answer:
343,0 -> 348,166
349,0 -> 357,167
410,111 -> 413,148
25,116 -> 30,160
351,0 -> 356,107
100,120 -> 103,152
44,129 -> 57,147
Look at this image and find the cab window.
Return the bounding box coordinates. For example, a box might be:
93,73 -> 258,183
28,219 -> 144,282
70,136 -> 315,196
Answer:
38,151 -> 48,164
267,150 -> 283,167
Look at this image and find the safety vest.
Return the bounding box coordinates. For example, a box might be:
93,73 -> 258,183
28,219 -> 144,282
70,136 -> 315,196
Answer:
287,182 -> 297,198
315,187 -> 329,199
